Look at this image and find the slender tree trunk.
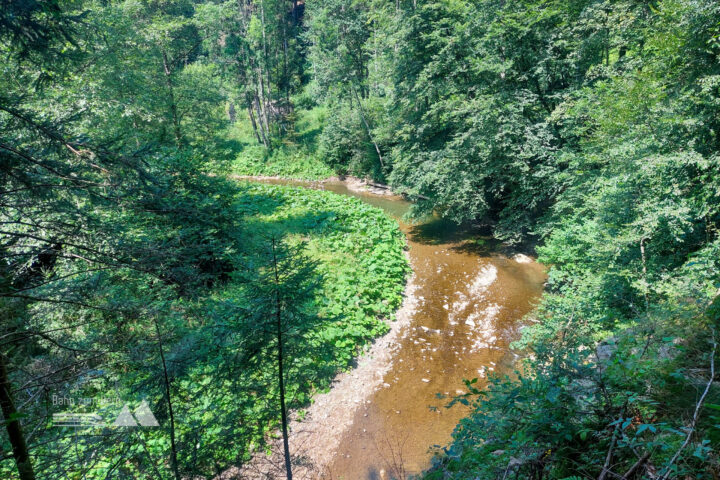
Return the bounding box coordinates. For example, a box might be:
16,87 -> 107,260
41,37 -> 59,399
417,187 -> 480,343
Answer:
270,239 -> 292,480
0,352 -> 36,480
604,8 -> 610,67
351,84 -> 384,169
640,237 -> 649,312
248,103 -> 263,145
598,402 -> 627,480
259,1 -> 273,118
237,60 -> 263,146
162,51 -> 183,147
133,118 -> 141,148
257,70 -> 272,143
659,332 -> 717,480
260,1 -> 268,69
153,320 -> 180,480
282,19 -> 289,103
236,0 -> 267,146
254,92 -> 270,147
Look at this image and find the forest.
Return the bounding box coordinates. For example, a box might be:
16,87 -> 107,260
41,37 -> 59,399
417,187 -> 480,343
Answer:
1,0 -> 720,479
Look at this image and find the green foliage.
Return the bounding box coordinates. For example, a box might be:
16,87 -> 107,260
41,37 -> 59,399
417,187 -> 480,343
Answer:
229,104 -> 336,180
0,181 -> 409,478
0,0 -> 409,476
318,101 -> 375,175
232,146 -> 335,180
4,0 -> 720,477
421,0 -> 720,478
236,183 -> 410,347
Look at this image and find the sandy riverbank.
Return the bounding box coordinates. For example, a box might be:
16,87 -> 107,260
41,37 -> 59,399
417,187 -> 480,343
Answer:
229,174 -> 398,197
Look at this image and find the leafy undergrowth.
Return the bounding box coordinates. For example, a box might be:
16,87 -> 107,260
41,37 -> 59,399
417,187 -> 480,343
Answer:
12,182 -> 410,478
232,146 -> 336,180
233,182 -> 410,362
124,183 -> 406,475
175,182 -> 410,469
227,104 -> 337,180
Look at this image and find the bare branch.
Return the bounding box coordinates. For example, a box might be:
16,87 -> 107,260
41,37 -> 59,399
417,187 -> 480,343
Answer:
658,330 -> 716,480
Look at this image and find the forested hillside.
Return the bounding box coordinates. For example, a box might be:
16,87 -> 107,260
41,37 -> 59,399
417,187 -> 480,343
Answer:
1,1 -> 411,478
2,0 -> 720,479
308,1 -> 720,476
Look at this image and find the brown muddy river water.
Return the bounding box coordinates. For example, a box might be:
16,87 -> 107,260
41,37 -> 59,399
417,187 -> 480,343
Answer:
254,179 -> 545,479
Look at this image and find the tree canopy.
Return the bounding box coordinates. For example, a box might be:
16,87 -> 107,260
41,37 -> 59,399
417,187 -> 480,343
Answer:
2,0 -> 720,478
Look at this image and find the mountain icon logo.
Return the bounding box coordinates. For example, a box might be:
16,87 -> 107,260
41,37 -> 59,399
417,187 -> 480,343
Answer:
134,400 -> 160,426
112,401 -> 159,427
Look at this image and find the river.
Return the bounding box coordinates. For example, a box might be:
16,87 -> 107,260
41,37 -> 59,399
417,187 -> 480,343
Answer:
249,179 -> 546,479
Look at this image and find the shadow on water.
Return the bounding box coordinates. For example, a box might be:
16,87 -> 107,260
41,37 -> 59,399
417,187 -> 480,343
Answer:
405,217 -> 464,245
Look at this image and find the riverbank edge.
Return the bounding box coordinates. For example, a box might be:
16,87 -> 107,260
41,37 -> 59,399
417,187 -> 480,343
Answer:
290,261 -> 419,478
222,175 -> 418,479
230,174 -> 398,197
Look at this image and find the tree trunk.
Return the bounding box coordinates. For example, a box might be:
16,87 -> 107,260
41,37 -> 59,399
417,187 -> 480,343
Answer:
254,92 -> 270,147
162,51 -> 183,147
228,102 -> 237,123
259,1 -> 273,119
247,103 -> 263,145
257,70 -> 272,144
351,84 -> 384,169
236,1 -> 263,146
282,18 -> 290,103
640,237 -> 649,312
270,239 -> 293,480
153,320 -> 180,480
0,352 -> 36,480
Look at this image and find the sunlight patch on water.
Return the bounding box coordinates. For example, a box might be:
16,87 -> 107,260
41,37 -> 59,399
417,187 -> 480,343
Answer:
468,303 -> 503,352
470,264 -> 498,295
